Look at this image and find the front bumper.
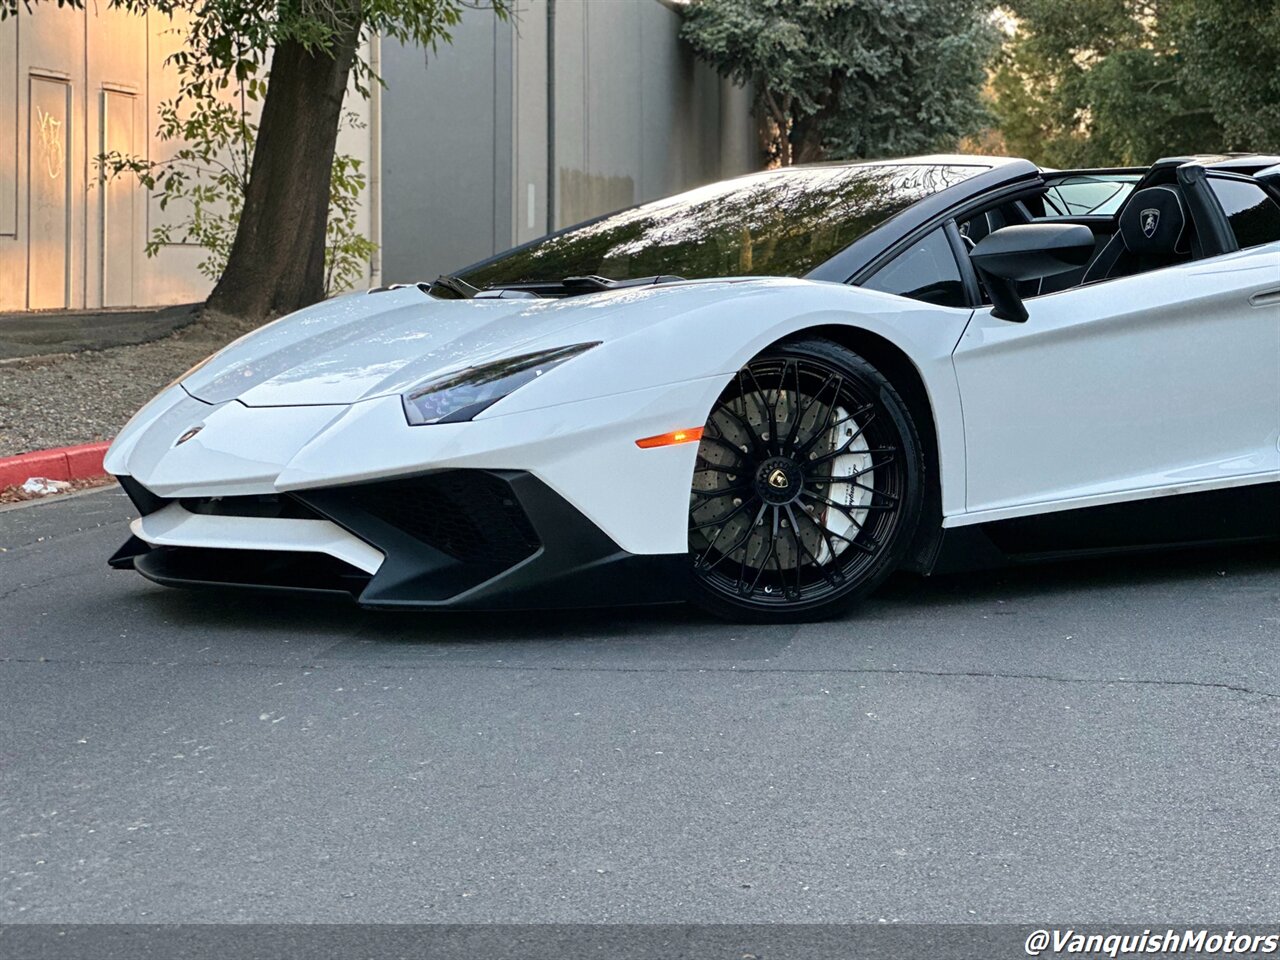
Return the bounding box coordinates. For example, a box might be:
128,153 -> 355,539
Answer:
110,470 -> 688,610
105,378 -> 725,558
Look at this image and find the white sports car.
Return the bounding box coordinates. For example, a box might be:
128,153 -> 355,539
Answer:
106,153 -> 1280,621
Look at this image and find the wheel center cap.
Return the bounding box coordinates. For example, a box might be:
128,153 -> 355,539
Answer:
755,457 -> 803,504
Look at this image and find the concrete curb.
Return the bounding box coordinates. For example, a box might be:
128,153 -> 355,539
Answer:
0,440 -> 112,488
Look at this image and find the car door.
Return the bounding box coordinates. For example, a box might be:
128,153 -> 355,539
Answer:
951,226 -> 1280,519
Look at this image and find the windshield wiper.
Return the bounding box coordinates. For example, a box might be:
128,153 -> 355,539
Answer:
486,274 -> 686,298
427,274 -> 482,300
428,273 -> 686,300
561,274 -> 685,291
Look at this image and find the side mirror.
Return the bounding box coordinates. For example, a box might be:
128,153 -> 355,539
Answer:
970,223 -> 1096,322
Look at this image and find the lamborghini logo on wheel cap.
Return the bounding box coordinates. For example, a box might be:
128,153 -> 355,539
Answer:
1141,208 -> 1160,238
175,425 -> 203,446
767,468 -> 790,489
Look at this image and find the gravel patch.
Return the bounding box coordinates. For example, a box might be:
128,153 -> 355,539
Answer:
0,311 -> 256,457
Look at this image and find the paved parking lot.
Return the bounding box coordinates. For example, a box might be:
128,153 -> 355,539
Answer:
2,488 -> 1277,923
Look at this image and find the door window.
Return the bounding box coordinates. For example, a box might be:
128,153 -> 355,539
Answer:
862,228 -> 966,307
1208,178 -> 1280,249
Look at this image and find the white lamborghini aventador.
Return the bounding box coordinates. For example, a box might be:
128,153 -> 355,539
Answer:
106,153 -> 1280,621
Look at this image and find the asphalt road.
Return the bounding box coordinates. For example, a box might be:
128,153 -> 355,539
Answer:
2,488 -> 1277,924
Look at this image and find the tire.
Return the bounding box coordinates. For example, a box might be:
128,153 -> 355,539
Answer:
687,337 -> 924,622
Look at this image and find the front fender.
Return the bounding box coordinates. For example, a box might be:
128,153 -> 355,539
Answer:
485,279 -> 972,519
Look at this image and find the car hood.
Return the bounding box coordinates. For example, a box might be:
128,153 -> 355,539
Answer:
183,286 -> 652,407
183,279 -> 809,407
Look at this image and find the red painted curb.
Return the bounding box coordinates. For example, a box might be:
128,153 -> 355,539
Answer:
0,440 -> 112,489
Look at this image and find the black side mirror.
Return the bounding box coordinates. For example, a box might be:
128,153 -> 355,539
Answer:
970,223 -> 1096,322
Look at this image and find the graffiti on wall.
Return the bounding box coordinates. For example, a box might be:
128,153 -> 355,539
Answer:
36,106 -> 64,180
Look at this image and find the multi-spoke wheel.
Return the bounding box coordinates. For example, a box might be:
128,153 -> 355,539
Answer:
687,338 -> 922,622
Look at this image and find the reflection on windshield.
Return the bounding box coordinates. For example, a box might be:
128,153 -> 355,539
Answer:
459,163 -> 987,287
1042,175 -> 1140,216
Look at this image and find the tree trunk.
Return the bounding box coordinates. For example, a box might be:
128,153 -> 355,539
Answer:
793,119 -> 826,164
793,73 -> 841,164
759,89 -> 793,166
206,27 -> 360,321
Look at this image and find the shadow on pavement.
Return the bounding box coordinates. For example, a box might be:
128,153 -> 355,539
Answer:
134,540 -> 1279,649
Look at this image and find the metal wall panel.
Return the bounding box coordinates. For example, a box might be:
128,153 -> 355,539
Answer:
0,6 -> 376,311
85,3 -> 147,308
511,0 -> 547,246
379,18 -> 503,284
100,88 -> 136,306
379,0 -> 756,283
27,74 -> 71,308
0,18 -> 16,237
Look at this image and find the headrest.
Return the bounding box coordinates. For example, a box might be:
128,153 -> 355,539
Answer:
1119,185 -> 1189,255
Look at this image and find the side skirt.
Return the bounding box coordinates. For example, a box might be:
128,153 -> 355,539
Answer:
927,482 -> 1280,574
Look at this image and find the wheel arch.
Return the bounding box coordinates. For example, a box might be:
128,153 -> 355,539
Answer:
775,323 -> 945,573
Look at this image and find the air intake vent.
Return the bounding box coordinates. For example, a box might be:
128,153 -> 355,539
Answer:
339,471 -> 540,566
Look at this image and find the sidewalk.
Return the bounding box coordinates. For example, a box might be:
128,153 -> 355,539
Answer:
0,304 -> 255,458
0,302 -> 201,361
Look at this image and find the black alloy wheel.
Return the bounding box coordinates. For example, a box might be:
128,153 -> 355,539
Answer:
687,338 -> 923,622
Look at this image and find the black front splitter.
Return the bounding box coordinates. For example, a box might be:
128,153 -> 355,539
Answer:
110,471 -> 691,612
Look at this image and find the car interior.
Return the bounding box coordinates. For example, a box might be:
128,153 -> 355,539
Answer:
952,156 -> 1280,307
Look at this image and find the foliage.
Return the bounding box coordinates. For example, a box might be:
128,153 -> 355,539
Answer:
98,64 -> 254,285
100,75 -> 373,295
679,0 -> 999,165
2,0 -> 505,87
1170,0 -> 1280,151
325,126 -> 379,295
991,0 -> 1280,167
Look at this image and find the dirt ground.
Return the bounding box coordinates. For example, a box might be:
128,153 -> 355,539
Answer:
0,310 -> 255,458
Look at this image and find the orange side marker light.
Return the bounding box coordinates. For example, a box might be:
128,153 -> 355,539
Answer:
635,426 -> 704,449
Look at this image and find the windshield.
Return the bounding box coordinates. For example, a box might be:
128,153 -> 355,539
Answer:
1040,174 -> 1141,217
458,162 -> 990,288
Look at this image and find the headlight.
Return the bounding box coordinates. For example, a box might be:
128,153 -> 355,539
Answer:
401,342 -> 600,425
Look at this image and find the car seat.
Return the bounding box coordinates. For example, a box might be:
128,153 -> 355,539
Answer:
1080,185 -> 1198,284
